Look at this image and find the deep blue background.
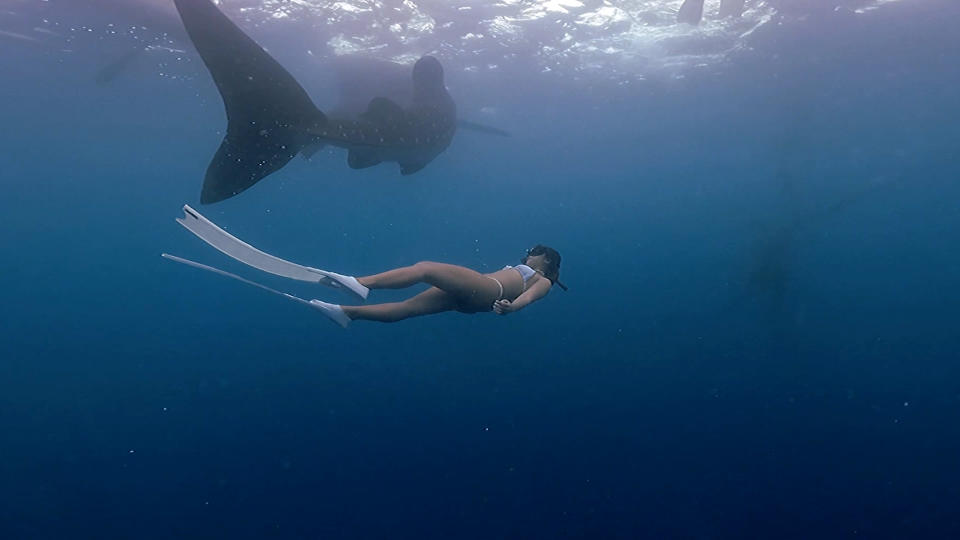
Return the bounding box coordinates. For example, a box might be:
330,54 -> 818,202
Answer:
2,1 -> 959,538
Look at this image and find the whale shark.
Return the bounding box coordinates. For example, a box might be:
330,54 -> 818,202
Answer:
736,167 -> 901,333
326,55 -> 510,137
173,0 -> 458,204
298,55 -> 509,160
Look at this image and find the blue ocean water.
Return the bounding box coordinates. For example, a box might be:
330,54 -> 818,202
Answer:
2,0 -> 959,537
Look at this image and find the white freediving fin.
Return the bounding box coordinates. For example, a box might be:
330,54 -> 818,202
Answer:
161,253 -> 312,306
175,205 -> 369,302
161,254 -> 349,328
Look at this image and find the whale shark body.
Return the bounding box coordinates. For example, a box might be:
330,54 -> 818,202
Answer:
173,0 -> 457,203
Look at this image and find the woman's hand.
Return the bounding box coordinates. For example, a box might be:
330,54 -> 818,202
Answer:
493,299 -> 514,315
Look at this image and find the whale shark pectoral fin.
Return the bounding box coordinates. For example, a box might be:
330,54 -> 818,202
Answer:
347,149 -> 382,169
174,0 -> 324,203
399,160 -> 429,175
360,97 -> 405,125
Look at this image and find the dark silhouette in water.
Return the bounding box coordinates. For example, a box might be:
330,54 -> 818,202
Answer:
323,55 -> 512,137
95,46 -> 147,85
84,0 -> 186,83
173,0 -> 458,203
678,0 -> 746,25
678,0 -> 706,25
94,38 -> 170,85
85,5 -> 511,139
719,0 -> 747,18
300,56 -> 510,160
96,39 -> 510,137
744,173 -> 897,322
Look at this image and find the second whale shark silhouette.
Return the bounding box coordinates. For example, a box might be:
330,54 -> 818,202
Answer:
174,0 -> 457,204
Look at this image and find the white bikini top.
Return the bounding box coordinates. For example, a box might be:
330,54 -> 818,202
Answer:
513,264 -> 536,282
503,264 -> 537,291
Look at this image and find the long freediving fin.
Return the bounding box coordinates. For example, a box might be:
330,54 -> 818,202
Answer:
173,0 -> 326,203
161,253 -> 312,306
162,254 -> 349,327
175,205 -> 369,301
456,119 -> 511,137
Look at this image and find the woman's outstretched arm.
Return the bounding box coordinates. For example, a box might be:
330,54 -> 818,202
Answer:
493,279 -> 551,315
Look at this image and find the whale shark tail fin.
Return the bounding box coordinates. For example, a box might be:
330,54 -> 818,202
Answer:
174,0 -> 325,204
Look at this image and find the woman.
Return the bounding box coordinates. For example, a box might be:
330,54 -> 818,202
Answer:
166,206 -> 564,328
312,245 -> 566,327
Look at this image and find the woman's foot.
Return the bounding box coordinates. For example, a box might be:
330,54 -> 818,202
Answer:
309,299 -> 352,328
313,270 -> 369,301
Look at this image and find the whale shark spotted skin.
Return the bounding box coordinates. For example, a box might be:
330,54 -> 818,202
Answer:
302,56 -> 457,175
173,0 -> 457,204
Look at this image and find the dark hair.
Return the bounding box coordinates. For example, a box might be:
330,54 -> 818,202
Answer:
523,245 -> 567,291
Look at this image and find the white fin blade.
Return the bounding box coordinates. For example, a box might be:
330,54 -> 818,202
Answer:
175,205 -> 369,302
161,253 -> 312,307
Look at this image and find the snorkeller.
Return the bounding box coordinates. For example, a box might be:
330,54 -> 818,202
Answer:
164,206 -> 565,328
312,244 -> 566,327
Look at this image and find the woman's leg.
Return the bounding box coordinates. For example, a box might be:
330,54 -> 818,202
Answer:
359,261 -> 499,300
356,264 -> 424,289
343,287 -> 456,323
